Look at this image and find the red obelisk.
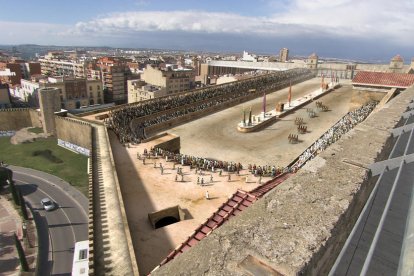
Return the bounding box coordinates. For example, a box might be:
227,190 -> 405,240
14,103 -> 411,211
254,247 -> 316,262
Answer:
288,82 -> 292,107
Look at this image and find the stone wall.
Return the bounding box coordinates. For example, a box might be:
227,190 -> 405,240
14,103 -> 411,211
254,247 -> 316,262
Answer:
29,109 -> 42,128
0,108 -> 41,131
152,134 -> 181,153
55,116 -> 92,150
151,82 -> 414,276
136,74 -> 313,137
350,89 -> 387,110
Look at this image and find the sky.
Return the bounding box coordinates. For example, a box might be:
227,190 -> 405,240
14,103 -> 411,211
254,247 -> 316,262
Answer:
0,0 -> 413,61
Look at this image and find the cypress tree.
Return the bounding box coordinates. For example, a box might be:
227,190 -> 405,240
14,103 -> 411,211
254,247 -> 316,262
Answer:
8,180 -> 19,206
14,233 -> 29,271
18,188 -> 29,220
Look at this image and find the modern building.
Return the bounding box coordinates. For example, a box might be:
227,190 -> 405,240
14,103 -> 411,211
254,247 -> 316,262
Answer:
240,51 -> 257,62
96,57 -> 132,104
39,52 -> 86,78
141,64 -> 194,95
0,82 -> 11,109
279,48 -> 289,62
127,79 -> 166,103
0,59 -> 41,86
19,76 -> 103,109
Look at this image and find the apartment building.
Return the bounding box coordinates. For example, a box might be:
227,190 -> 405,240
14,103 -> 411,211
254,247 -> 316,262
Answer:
141,64 -> 194,95
19,76 -> 103,109
96,57 -> 132,104
0,59 -> 41,86
39,51 -> 86,78
127,79 -> 166,103
0,82 -> 11,109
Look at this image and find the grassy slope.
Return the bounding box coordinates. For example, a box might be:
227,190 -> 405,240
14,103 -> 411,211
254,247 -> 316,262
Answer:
0,136 -> 88,196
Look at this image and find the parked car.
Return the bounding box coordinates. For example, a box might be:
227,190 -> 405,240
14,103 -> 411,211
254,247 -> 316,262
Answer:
40,198 -> 56,211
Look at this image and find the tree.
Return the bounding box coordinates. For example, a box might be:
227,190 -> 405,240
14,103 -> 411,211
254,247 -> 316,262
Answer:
14,233 -> 29,272
0,167 -> 12,189
18,188 -> 29,220
8,179 -> 20,206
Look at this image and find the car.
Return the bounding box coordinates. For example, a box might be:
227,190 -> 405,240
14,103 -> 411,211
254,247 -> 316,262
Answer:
40,198 -> 56,211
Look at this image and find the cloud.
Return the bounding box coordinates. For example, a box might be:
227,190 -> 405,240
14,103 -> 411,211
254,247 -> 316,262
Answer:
276,0 -> 414,43
1,1 -> 413,60
68,1 -> 414,46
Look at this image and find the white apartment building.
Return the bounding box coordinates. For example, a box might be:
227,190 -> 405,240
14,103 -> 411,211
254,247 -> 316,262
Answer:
127,79 -> 166,103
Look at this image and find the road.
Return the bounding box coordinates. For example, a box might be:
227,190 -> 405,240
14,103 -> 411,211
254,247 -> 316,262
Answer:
10,166 -> 88,276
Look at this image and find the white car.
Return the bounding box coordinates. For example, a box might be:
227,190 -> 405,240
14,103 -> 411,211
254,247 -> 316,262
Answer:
40,198 -> 56,211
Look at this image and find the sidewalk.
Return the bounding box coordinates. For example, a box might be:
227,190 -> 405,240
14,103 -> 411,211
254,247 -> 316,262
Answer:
0,193 -> 22,275
0,193 -> 37,275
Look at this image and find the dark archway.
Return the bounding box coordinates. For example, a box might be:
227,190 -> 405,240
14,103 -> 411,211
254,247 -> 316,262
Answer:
89,99 -> 94,105
75,101 -> 81,109
154,216 -> 179,229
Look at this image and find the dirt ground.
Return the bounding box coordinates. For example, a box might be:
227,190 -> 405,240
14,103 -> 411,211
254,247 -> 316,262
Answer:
167,78 -> 354,167
109,77 -> 356,275
10,127 -> 48,145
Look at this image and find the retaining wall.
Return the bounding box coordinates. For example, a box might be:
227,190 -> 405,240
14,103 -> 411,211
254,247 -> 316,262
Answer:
55,116 -> 92,150
350,89 -> 386,110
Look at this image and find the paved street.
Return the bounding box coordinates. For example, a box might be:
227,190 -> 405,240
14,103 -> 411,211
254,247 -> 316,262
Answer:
9,166 -> 88,275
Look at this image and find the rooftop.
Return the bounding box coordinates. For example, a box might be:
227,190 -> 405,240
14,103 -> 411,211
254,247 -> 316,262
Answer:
352,71 -> 414,88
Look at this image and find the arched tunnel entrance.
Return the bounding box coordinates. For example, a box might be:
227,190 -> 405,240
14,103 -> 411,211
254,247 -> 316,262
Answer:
148,205 -> 186,229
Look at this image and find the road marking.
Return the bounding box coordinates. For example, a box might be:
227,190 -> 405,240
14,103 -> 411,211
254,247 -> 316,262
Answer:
14,177 -> 80,274
13,170 -> 88,218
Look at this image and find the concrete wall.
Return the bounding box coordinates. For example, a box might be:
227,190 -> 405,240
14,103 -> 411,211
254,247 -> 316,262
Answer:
55,116 -> 92,150
0,108 -> 41,131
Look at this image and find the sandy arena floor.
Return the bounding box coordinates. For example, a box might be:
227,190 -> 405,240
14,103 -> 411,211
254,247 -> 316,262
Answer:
110,78 -> 356,274
167,78 -> 354,167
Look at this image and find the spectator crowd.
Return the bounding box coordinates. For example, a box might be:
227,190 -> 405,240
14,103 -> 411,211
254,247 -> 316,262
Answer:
108,68 -> 314,143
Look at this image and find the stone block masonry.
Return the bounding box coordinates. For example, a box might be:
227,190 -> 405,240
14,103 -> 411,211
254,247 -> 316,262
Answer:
0,108 -> 41,131
55,116 -> 92,150
151,82 -> 414,275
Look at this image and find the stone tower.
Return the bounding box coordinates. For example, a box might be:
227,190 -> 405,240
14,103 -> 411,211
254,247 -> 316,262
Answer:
389,54 -> 404,73
307,53 -> 318,69
38,87 -> 61,135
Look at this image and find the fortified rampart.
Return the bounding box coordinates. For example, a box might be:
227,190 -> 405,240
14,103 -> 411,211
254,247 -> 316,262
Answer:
55,116 -> 92,150
151,81 -> 414,275
0,108 -> 41,130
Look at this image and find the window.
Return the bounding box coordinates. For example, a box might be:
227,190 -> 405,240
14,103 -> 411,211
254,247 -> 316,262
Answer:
79,249 -> 88,260
89,86 -> 92,91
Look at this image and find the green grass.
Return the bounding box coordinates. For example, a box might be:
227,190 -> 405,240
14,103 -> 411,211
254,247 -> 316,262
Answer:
0,137 -> 88,196
27,127 -> 43,134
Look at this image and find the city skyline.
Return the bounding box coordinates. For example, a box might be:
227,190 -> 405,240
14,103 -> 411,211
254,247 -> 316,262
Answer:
1,0 -> 413,61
